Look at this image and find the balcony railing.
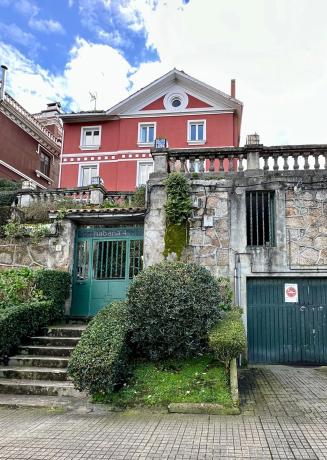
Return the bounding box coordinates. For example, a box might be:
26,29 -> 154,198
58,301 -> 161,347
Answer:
151,144 -> 327,176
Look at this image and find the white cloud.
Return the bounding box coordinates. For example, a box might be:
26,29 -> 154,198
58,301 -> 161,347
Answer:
28,17 -> 65,34
0,23 -> 40,57
125,0 -> 327,145
0,39 -> 131,113
14,0 -> 38,16
2,0 -> 327,146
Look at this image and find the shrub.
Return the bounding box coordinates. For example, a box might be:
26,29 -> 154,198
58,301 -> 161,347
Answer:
0,268 -> 40,309
208,309 -> 246,367
131,186 -> 146,207
68,301 -> 131,395
0,179 -> 20,191
34,270 -> 70,315
0,268 -> 70,320
128,262 -> 230,360
0,300 -> 54,356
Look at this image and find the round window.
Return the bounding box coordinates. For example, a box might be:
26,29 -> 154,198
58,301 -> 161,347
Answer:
172,98 -> 181,108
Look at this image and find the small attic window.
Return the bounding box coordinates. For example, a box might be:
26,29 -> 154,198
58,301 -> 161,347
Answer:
172,97 -> 181,108
164,91 -> 188,111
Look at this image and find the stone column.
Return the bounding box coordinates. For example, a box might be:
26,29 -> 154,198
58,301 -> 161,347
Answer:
245,147 -> 264,177
151,149 -> 168,175
143,181 -> 167,268
90,185 -> 106,205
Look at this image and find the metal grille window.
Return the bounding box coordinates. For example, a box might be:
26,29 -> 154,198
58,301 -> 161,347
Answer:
246,191 -> 275,246
129,240 -> 143,278
94,241 -> 126,279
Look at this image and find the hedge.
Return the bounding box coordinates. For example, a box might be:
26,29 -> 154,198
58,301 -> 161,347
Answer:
0,268 -> 70,315
208,309 -> 246,367
127,262 -> 230,360
0,300 -> 55,356
34,270 -> 71,314
68,301 -> 131,395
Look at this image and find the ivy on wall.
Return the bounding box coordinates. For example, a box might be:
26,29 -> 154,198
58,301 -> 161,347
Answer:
163,172 -> 192,259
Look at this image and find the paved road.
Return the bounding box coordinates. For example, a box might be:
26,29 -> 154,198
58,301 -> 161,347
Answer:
0,366 -> 326,459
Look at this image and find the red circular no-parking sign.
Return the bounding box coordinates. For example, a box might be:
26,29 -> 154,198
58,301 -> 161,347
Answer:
286,286 -> 297,298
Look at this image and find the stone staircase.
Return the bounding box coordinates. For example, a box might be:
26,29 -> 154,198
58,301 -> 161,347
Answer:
0,324 -> 87,403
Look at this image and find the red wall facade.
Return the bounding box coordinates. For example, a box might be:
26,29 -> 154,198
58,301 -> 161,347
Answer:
0,112 -> 60,188
60,112 -> 238,191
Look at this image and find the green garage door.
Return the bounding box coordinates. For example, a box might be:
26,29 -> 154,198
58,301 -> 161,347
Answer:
247,278 -> 327,364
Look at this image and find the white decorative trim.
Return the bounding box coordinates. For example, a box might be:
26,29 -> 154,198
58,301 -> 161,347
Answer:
62,149 -> 151,157
0,160 -> 46,189
163,90 -> 188,112
79,125 -> 102,150
187,119 -> 206,144
35,170 -> 54,184
120,109 -> 234,118
77,162 -> 99,187
136,159 -> 154,187
137,122 -> 157,146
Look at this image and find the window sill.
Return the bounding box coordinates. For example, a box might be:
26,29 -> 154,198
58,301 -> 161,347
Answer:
137,142 -> 154,148
187,140 -> 206,145
35,170 -> 53,184
79,145 -> 100,150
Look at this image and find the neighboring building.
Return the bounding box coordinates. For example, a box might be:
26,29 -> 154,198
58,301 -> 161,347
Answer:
0,65 -> 62,189
59,69 -> 243,191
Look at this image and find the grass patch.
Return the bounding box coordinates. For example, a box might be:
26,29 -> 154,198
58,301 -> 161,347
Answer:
93,355 -> 232,408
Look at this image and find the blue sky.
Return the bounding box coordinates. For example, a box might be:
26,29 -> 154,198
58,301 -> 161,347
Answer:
0,0 -> 327,146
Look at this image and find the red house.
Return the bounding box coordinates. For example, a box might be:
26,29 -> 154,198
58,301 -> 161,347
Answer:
0,65 -> 62,189
60,69 -> 243,191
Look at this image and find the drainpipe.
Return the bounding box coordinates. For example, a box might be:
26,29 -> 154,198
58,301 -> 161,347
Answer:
234,253 -> 241,307
0,65 -> 8,102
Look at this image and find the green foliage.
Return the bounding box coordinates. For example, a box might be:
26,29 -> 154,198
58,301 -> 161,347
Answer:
208,309 -> 246,367
3,221 -> 52,242
0,300 -> 54,356
0,191 -> 18,207
68,301 -> 131,395
0,268 -> 40,309
21,200 -> 89,223
127,261 -> 226,360
0,179 -> 20,191
0,268 -> 70,317
34,270 -> 70,315
131,186 -> 146,207
0,206 -> 12,237
95,356 -> 232,407
165,172 -> 192,224
163,222 -> 188,259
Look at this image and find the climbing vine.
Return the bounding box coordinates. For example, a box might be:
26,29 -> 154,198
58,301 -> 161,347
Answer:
164,172 -> 192,259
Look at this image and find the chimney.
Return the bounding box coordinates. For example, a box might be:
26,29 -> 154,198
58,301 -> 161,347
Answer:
230,79 -> 236,98
0,65 -> 8,101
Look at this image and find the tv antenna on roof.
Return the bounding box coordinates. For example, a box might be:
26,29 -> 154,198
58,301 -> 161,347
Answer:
89,91 -> 97,110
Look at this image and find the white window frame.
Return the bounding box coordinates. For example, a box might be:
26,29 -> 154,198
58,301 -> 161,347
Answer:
136,160 -> 154,187
137,122 -> 156,147
80,126 -> 101,150
187,120 -> 206,145
78,163 -> 99,187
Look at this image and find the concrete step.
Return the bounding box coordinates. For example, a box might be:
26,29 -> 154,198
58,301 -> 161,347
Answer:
0,366 -> 68,381
29,336 -> 80,347
0,379 -> 82,397
0,394 -> 78,409
9,355 -> 69,369
18,345 -> 74,357
45,325 -> 87,338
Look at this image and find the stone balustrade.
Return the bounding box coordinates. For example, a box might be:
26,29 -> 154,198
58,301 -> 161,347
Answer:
17,186 -> 106,207
151,144 -> 327,176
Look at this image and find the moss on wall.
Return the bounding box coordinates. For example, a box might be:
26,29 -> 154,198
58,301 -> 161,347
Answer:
163,223 -> 188,259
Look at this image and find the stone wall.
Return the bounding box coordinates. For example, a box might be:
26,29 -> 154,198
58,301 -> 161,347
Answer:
286,189 -> 327,268
184,184 -> 230,277
0,220 -> 75,272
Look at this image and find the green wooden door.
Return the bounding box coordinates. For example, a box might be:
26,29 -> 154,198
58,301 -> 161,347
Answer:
71,227 -> 143,316
247,278 -> 327,364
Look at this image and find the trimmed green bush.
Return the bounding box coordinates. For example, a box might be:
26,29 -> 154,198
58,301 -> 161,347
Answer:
0,268 -> 41,309
128,262 -> 231,360
208,309 -> 246,367
0,300 -> 54,356
0,268 -> 70,316
34,270 -> 70,314
68,301 -> 131,395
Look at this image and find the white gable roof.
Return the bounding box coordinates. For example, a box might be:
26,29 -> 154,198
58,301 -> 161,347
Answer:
106,69 -> 243,117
